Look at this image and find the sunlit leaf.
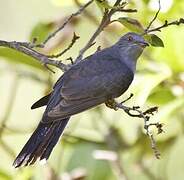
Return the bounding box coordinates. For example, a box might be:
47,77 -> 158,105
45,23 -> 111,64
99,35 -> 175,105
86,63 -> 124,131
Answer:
148,87 -> 175,105
95,0 -> 111,11
117,17 -> 144,33
30,22 -> 54,44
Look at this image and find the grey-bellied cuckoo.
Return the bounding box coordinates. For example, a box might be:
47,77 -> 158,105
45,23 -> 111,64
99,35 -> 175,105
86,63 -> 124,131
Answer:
13,32 -> 149,168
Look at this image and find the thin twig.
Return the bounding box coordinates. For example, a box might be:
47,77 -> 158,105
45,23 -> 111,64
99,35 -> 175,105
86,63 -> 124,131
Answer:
47,32 -> 80,58
42,0 -> 94,46
74,0 -> 99,26
145,0 -> 161,32
116,103 -> 161,159
75,0 -> 137,62
75,0 -> 122,62
66,57 -> 74,64
146,18 -> 184,34
106,96 -> 162,159
121,93 -> 134,104
75,10 -> 109,62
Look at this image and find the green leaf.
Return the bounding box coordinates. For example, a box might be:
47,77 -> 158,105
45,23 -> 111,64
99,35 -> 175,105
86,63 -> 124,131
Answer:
146,34 -> 164,47
148,87 -> 175,105
29,22 -> 54,44
117,17 -> 144,33
0,48 -> 44,70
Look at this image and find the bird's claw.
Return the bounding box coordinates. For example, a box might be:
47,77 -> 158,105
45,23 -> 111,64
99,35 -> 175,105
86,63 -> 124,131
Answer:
105,99 -> 118,111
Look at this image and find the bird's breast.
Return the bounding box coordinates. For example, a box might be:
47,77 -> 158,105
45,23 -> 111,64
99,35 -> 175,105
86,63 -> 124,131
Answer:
108,66 -> 134,99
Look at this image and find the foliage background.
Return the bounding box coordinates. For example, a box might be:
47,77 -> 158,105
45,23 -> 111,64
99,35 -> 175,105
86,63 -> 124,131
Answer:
0,0 -> 184,179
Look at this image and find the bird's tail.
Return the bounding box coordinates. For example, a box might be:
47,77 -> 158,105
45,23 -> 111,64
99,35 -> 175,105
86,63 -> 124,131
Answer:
13,118 -> 69,168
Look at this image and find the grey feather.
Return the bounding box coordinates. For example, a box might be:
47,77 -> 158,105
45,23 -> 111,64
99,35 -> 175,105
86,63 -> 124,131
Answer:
14,32 -> 148,167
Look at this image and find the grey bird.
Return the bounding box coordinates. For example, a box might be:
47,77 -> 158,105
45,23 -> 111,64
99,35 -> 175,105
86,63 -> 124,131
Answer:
13,32 -> 149,168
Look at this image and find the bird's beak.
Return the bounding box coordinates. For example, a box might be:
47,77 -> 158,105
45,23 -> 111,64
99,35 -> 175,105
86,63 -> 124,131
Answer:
136,40 -> 149,48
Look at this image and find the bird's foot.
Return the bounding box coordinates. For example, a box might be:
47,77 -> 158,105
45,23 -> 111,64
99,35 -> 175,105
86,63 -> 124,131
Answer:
105,99 -> 118,111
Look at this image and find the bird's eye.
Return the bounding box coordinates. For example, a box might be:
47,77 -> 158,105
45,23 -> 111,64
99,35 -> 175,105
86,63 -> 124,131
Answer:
127,36 -> 133,41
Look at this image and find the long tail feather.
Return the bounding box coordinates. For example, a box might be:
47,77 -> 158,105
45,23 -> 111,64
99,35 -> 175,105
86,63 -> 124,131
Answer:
13,118 -> 69,168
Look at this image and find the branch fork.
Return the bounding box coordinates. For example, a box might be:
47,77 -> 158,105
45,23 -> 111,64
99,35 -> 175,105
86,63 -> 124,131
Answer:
105,94 -> 163,159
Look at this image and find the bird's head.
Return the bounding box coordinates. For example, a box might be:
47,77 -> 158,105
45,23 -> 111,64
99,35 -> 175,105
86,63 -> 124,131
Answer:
116,32 -> 149,61
117,32 -> 149,49
116,32 -> 149,72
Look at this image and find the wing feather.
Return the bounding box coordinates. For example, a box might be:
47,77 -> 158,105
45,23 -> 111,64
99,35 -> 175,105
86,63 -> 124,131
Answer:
43,48 -> 134,123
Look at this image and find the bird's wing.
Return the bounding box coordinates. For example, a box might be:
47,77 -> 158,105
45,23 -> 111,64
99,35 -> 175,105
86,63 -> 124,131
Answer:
42,50 -> 133,123
31,93 -> 51,109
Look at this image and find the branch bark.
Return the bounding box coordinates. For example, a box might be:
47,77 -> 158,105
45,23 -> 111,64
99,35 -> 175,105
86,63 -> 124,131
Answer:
0,40 -> 69,71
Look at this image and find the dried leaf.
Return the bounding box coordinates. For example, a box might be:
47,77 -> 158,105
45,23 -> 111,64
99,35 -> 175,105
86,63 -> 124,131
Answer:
118,17 -> 144,33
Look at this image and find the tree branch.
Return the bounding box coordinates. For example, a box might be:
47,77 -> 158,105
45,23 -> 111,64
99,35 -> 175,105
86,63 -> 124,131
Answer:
75,0 -> 137,63
0,40 -> 69,72
0,0 -> 137,72
106,95 -> 163,159
0,1 -> 96,72
146,18 -> 184,34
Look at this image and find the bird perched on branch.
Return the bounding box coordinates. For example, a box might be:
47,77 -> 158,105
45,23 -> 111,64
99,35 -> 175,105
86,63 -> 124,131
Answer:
13,32 -> 149,168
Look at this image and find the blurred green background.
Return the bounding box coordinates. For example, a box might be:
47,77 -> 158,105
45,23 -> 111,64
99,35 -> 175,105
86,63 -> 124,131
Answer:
0,0 -> 184,179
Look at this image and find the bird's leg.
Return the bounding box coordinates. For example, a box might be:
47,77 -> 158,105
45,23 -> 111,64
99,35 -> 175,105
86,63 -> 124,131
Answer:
105,99 -> 118,111
106,94 -> 134,111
